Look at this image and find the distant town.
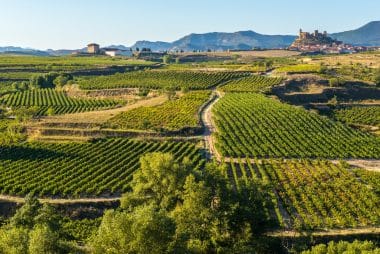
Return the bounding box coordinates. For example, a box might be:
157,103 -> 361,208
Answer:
288,29 -> 368,54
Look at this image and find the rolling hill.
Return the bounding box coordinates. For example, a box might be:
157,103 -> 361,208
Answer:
331,21 -> 380,46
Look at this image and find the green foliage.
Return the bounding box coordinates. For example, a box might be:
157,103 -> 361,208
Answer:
336,64 -> 379,82
0,120 -> 26,145
60,218 -> 101,242
163,54 -> 173,64
107,91 -> 210,131
53,73 -> 73,88
78,70 -> 249,90
332,106 -> 380,127
302,240 -> 380,254
0,139 -> 204,197
0,88 -> 118,116
91,206 -> 175,254
275,64 -> 321,74
329,77 -> 345,87
93,153 -> 267,253
220,75 -> 283,93
10,195 -> 41,229
28,225 -> 60,254
228,159 -> 380,229
0,197 -> 65,254
213,93 -> 380,158
122,153 -> 193,210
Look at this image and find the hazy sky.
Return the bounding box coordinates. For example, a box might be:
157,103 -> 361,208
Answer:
1,0 -> 379,50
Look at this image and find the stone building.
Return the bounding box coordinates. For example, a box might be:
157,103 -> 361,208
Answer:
87,43 -> 100,54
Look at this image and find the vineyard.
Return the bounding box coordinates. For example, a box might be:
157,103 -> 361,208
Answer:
220,75 -> 283,93
78,70 -> 249,90
0,138 -> 204,197
225,159 -> 380,229
332,106 -> 380,127
106,91 -> 211,132
0,88 -> 119,116
275,64 -> 322,74
213,93 -> 380,158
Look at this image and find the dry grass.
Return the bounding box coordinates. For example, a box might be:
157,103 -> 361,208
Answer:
308,52 -> 380,68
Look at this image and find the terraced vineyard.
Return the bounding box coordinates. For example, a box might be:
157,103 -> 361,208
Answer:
0,88 -> 119,116
213,93 -> 380,158
0,139 -> 204,197
332,106 -> 380,127
220,75 -> 283,93
79,70 -> 249,90
225,159 -> 380,229
106,91 -> 211,132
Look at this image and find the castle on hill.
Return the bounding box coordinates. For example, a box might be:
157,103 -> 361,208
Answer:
290,29 -> 342,49
288,29 -> 363,54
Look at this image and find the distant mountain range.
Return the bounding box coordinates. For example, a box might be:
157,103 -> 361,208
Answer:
330,21 -> 380,46
1,21 -> 379,55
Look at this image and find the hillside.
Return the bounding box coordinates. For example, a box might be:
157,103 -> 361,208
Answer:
132,31 -> 296,51
331,21 -> 380,46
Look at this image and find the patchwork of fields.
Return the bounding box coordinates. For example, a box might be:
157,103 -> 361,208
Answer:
0,53 -> 379,237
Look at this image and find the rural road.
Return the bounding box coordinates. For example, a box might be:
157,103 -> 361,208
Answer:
200,90 -> 222,160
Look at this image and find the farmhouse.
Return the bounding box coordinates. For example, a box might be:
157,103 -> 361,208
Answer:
103,48 -> 133,57
87,43 -> 100,54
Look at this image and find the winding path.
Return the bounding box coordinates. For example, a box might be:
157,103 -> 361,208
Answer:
200,90 -> 222,160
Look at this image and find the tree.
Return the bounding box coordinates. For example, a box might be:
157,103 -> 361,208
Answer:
91,205 -> 175,254
302,240 -> 379,254
0,227 -> 29,254
10,194 -> 41,229
374,68 -> 380,87
46,107 -> 55,116
329,78 -> 339,87
53,74 -> 72,88
121,153 -> 192,210
163,55 -> 173,64
28,225 -> 60,254
29,74 -> 45,89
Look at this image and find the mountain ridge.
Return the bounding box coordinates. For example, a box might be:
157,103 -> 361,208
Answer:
1,21 -> 379,55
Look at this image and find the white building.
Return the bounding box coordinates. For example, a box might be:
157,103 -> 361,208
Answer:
104,48 -> 133,57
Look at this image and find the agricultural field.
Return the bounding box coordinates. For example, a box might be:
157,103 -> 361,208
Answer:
0,55 -> 152,69
78,70 -> 249,90
106,91 -> 211,132
213,93 -> 380,158
275,64 -> 322,74
0,88 -> 119,116
332,106 -> 380,127
225,159 -> 379,229
0,138 -> 204,197
220,75 -> 283,93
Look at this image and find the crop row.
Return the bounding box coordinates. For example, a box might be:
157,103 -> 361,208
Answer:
225,159 -> 380,229
332,106 -> 380,127
0,138 -> 204,198
213,93 -> 380,159
220,75 -> 283,93
106,91 -> 211,132
0,88 -> 118,115
79,70 -> 249,90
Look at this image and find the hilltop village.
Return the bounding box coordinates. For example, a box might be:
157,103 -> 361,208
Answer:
289,29 -> 367,54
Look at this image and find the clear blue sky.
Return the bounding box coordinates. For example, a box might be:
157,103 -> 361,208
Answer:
1,0 -> 379,50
